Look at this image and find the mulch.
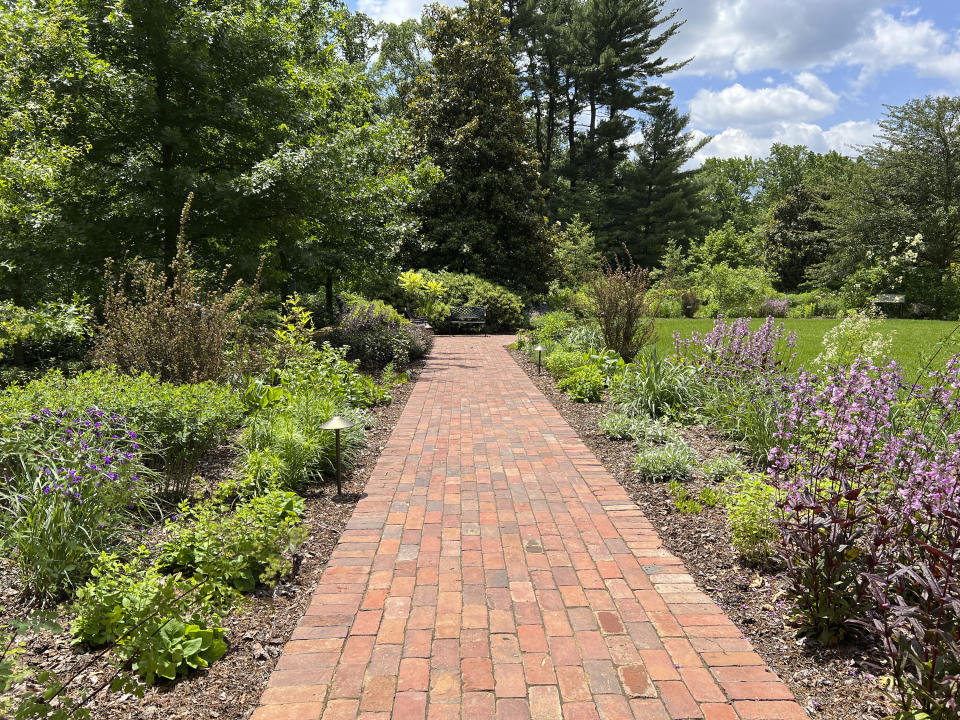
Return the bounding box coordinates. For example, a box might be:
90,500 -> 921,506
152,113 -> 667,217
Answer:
0,359 -> 425,720
508,345 -> 894,720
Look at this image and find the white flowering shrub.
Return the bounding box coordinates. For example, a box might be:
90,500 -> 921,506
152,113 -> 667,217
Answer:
813,308 -> 894,370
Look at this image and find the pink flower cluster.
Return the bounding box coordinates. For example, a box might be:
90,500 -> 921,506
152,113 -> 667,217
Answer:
674,315 -> 797,383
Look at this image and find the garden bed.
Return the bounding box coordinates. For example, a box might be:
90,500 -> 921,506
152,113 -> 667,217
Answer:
509,346 -> 894,720
0,359 -> 424,720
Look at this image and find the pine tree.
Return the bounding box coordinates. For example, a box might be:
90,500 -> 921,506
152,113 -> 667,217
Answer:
407,0 -> 554,294
605,97 -> 707,266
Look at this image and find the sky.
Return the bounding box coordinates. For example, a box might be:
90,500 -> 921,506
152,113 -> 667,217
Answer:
347,1 -> 960,164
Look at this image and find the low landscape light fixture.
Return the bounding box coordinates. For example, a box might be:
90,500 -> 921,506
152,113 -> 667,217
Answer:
534,345 -> 547,375
320,415 -> 354,496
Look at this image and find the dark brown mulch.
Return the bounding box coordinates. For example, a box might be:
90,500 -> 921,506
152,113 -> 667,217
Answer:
0,359 -> 424,720
509,346 -> 893,720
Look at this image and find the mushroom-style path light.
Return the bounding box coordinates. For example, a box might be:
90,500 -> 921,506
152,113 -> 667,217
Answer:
320,415 -> 354,497
534,345 -> 547,375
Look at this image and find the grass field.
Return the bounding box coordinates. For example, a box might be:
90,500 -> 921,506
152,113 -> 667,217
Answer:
654,318 -> 960,380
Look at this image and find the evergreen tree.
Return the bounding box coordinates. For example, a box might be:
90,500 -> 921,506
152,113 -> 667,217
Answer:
763,185 -> 830,292
608,97 -> 708,265
407,0 -> 554,294
571,0 -> 685,185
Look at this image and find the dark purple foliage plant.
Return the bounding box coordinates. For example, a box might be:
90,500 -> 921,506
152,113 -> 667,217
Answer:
770,355 -> 960,716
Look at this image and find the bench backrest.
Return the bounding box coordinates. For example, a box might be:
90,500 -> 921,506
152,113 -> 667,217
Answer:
450,305 -> 487,321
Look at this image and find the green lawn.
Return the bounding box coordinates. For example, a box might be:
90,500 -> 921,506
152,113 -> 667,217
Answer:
654,318 -> 960,380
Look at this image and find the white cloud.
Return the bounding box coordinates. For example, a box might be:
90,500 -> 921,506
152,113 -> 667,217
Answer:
689,73 -> 839,130
356,0 -> 456,23
665,1 -> 960,86
664,0 -> 885,77
838,10 -> 960,86
691,119 -> 880,164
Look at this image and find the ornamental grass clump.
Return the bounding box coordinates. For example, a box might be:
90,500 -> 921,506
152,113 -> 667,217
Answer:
0,409 -> 156,598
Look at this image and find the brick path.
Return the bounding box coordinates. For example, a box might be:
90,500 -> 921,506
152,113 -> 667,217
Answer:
253,336 -> 807,720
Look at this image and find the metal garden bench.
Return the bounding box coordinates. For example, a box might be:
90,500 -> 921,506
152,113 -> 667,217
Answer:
449,305 -> 487,333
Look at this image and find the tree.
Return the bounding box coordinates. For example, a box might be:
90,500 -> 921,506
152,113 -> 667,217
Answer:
697,156 -> 763,234
569,0 -> 685,185
607,97 -> 708,265
0,0 -> 432,302
370,18 -> 431,118
763,185 -> 830,292
819,96 -> 960,311
552,215 -> 600,286
407,0 -> 554,295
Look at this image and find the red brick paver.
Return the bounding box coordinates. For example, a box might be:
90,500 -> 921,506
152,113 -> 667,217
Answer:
254,336 -> 807,720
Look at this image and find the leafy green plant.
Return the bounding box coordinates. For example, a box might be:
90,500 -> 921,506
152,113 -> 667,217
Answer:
544,350 -> 589,379
598,412 -> 636,440
239,366 -> 367,491
632,440 -> 696,481
703,454 -> 745,482
71,550 -> 229,684
557,365 -> 605,402
1,369 -> 244,494
564,325 -> 604,353
667,477 -> 702,514
698,485 -> 725,507
588,349 -> 626,381
398,270 -> 447,317
725,473 -> 779,564
0,409 -> 156,598
158,489 -> 307,592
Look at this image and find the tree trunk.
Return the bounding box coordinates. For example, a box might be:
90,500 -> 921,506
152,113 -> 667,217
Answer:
325,274 -> 335,320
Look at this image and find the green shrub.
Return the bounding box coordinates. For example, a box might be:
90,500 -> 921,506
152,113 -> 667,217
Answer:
543,286 -> 594,318
609,352 -> 697,419
71,550 -> 228,684
531,311 -> 578,345
725,474 -> 779,564
563,326 -> 604,354
694,263 -> 776,317
544,349 -> 589,379
632,440 -> 696,481
557,365 -> 605,402
329,297 -> 429,369
421,270 -> 525,332
159,489 -> 307,592
1,369 -> 243,493
587,254 -> 655,361
0,409 -> 156,598
262,342 -> 393,409
703,454 -> 746,482
93,233 -> 261,384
